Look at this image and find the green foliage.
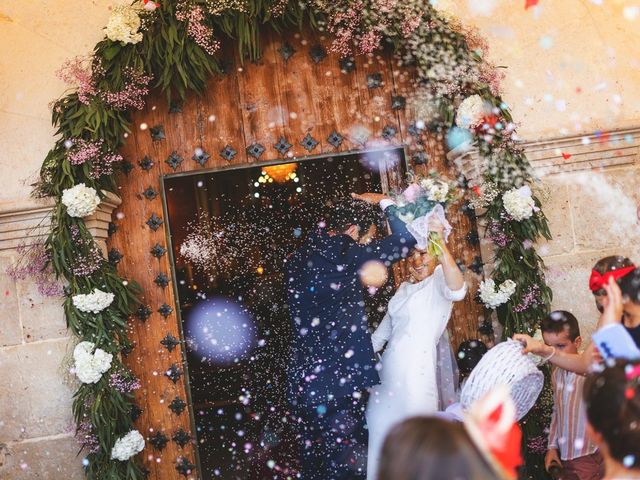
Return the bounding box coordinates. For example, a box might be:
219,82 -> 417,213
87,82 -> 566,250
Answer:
141,5 -> 220,102
73,365 -> 145,480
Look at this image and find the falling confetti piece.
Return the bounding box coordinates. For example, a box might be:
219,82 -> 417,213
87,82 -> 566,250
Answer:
595,131 -> 610,143
561,152 -> 572,160
623,6 -> 640,20
359,260 -> 388,288
539,36 -> 553,49
525,0 -> 539,10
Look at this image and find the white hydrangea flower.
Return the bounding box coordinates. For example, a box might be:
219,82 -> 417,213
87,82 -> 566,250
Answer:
61,183 -> 101,218
111,430 -> 145,461
73,341 -> 113,384
72,288 -> 115,314
479,279 -> 516,308
456,94 -> 486,129
104,5 -> 143,44
420,178 -> 450,203
73,341 -> 95,363
502,185 -> 538,221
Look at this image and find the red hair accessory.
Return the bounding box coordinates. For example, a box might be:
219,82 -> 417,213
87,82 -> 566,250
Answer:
588,265 -> 635,292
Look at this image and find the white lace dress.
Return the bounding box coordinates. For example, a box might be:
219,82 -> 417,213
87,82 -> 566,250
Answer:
365,265 -> 466,479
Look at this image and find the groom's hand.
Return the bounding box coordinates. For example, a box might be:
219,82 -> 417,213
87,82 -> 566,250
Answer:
351,192 -> 389,204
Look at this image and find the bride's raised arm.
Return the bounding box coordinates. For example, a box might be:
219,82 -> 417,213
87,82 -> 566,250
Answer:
439,245 -> 465,295
429,217 -> 465,299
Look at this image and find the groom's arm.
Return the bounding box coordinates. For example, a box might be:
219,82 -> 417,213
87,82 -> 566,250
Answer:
348,194 -> 417,268
350,210 -> 416,268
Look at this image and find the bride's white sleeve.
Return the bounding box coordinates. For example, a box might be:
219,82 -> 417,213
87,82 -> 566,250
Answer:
371,313 -> 392,353
435,265 -> 467,302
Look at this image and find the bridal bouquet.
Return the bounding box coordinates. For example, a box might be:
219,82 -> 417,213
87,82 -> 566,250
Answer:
389,172 -> 459,256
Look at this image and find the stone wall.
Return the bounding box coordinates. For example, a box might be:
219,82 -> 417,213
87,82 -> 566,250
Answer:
0,256 -> 82,476
0,198 -> 119,480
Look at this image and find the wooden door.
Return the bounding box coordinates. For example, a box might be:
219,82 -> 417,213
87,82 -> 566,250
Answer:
109,27 -> 487,479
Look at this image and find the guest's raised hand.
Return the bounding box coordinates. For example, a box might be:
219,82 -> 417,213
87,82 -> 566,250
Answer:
598,276 -> 624,328
351,192 -> 388,204
513,333 -> 553,357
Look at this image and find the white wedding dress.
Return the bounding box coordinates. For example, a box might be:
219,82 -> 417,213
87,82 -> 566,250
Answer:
365,265 -> 467,479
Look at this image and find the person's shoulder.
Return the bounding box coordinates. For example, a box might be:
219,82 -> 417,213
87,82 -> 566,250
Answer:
329,235 -> 361,259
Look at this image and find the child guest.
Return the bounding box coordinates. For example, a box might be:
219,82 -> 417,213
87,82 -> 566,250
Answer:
542,311 -> 604,480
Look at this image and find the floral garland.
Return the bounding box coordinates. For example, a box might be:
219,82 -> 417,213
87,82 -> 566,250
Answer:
30,0 -> 552,478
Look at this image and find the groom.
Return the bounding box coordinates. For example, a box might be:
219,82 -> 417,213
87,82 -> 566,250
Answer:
286,192 -> 416,479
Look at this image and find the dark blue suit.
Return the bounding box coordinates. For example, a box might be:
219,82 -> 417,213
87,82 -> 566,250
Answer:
286,206 -> 416,479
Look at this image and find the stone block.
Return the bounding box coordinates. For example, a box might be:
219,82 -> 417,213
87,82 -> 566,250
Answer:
535,181 -> 575,257
0,338 -> 76,442
0,254 -> 22,347
562,168 -> 640,252
0,112 -> 56,204
16,278 -> 66,343
0,434 -> 84,480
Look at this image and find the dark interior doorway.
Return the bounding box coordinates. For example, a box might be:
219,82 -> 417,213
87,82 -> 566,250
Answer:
163,148 -> 406,479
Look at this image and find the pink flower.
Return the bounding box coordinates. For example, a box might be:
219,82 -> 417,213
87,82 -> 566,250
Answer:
402,183 -> 421,203
402,17 -> 421,37
102,68 -> 152,111
57,57 -> 98,105
358,30 -> 382,55
175,3 -> 220,56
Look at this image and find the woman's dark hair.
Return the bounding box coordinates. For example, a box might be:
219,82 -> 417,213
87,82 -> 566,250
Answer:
591,256 -> 635,296
457,339 -> 488,378
377,417 -> 498,480
620,267 -> 640,306
584,360 -> 640,469
325,197 -> 383,234
540,310 -> 581,341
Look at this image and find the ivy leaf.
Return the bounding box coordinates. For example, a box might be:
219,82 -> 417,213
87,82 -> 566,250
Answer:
103,43 -> 122,61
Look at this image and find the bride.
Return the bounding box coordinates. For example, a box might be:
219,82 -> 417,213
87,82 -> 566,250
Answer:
366,217 -> 467,479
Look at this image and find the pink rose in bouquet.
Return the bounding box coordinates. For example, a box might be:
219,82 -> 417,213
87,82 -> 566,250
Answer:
402,183 -> 421,203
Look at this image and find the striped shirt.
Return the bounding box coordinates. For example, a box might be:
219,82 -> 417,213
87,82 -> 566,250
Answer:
548,367 -> 598,460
